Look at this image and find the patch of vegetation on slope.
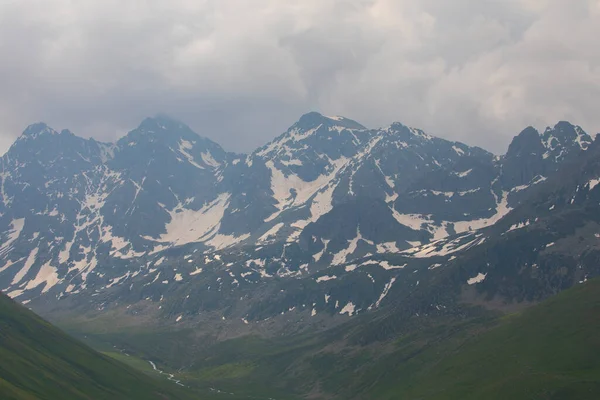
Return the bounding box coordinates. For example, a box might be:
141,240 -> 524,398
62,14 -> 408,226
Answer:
73,280 -> 600,400
367,278 -> 600,399
0,292 -> 197,400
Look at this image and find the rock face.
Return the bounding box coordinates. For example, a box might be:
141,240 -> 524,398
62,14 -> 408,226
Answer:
0,113 -> 594,326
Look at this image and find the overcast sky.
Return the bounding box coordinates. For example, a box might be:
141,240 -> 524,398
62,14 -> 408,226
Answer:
0,0 -> 599,154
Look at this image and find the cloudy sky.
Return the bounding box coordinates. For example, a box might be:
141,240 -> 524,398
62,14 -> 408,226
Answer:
0,0 -> 599,154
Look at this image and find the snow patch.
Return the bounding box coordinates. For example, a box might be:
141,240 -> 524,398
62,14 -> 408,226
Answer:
156,193 -> 230,247
177,139 -> 205,169
455,169 -> 472,178
12,247 -> 38,285
403,233 -> 485,258
339,302 -> 356,316
258,222 -> 284,243
376,242 -> 401,253
345,264 -> 358,272
452,145 -> 465,155
452,191 -> 511,234
264,156 -> 348,222
331,228 -> 365,265
380,261 -> 406,270
0,218 -> 25,257
506,220 -> 530,233
316,275 -> 337,283
205,233 -> 250,250
201,151 -> 220,168
374,277 -> 396,308
312,239 -> 330,262
467,273 -> 487,285
25,261 -> 60,293
588,178 -> 600,191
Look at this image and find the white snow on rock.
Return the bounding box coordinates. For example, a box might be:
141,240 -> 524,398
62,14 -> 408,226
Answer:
403,233 -> 485,258
506,220 -> 530,233
467,273 -> 487,285
331,228 -> 368,265
316,275 -> 337,283
12,247 -> 38,285
452,145 -> 465,155
177,139 -> 204,169
205,233 -> 250,250
201,151 -> 220,168
157,193 -> 231,247
390,211 -> 429,230
374,277 -> 397,308
380,261 -> 406,270
588,178 -> 600,191
264,156 -> 348,222
0,257 -> 25,275
7,289 -> 24,298
258,222 -> 284,243
452,191 -> 511,234
312,239 -> 330,262
0,218 -> 25,257
308,182 -> 337,222
24,261 -> 60,293
345,264 -> 358,272
376,242 -> 401,253
455,169 -> 472,178
339,302 -> 356,316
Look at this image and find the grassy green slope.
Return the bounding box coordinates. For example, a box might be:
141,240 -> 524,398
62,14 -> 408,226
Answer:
0,292 -> 199,400
370,279 -> 600,399
81,280 -> 600,400
59,279 -> 600,400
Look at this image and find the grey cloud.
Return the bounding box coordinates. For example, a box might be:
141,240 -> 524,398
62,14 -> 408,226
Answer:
0,0 -> 599,155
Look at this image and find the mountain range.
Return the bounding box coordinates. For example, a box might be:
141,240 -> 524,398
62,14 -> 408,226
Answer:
0,113 -> 592,317
1,112 -> 600,397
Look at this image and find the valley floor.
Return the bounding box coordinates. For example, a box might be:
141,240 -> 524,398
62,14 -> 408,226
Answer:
65,279 -> 600,400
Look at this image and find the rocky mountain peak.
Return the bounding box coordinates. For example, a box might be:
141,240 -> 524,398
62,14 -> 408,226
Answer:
293,112 -> 366,132
20,122 -> 58,139
505,126 -> 545,158
137,114 -> 190,132
7,123 -> 103,170
386,122 -> 434,142
113,116 -> 227,173
122,115 -> 201,146
542,121 -> 592,152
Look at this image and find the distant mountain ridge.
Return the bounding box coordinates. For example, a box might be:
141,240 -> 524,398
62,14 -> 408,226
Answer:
0,112 -> 595,328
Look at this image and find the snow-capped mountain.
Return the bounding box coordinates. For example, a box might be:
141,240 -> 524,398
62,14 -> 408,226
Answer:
0,112 -> 594,326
